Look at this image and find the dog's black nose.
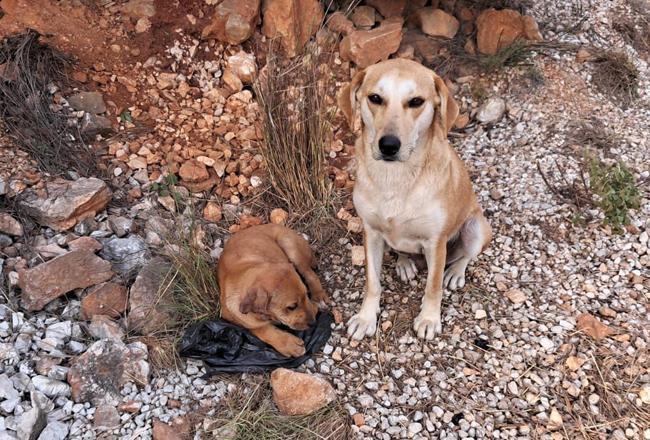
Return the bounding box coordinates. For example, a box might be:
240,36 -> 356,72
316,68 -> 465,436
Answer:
378,135 -> 401,158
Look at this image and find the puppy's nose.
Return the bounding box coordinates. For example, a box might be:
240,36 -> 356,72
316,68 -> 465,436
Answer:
378,135 -> 401,158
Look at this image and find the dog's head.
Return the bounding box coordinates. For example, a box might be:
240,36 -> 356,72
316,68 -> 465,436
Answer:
338,59 -> 458,163
239,263 -> 317,330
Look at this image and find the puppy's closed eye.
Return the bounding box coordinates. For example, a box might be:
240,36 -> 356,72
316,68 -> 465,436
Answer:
286,303 -> 298,311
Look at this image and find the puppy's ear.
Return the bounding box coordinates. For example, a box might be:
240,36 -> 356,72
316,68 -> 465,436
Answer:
337,69 -> 366,129
239,287 -> 271,315
432,74 -> 460,135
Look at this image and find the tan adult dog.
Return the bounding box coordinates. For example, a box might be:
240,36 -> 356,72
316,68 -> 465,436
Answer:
217,224 -> 329,357
338,59 -> 492,341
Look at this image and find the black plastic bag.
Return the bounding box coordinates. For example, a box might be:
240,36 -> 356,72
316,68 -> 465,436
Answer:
178,311 -> 333,375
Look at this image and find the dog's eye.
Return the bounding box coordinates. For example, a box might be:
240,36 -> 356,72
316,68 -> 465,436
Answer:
287,303 -> 297,311
368,94 -> 383,105
408,97 -> 424,108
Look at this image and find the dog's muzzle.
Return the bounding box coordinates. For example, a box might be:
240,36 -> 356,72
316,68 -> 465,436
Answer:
378,135 -> 401,161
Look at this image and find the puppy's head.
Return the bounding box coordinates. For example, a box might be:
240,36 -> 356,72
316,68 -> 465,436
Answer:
338,59 -> 459,163
239,263 -> 317,330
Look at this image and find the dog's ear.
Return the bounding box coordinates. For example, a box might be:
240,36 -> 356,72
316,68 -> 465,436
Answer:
432,74 -> 459,135
239,287 -> 271,315
337,69 -> 366,129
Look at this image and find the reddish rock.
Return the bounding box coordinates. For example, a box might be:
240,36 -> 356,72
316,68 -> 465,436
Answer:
19,251 -> 113,311
475,8 -> 542,55
401,30 -> 443,64
414,8 -> 459,39
365,0 -> 406,17
269,208 -> 288,225
270,368 -> 336,415
179,159 -> 209,183
179,169 -> 219,193
17,177 -> 111,231
152,417 -> 191,440
203,202 -> 223,222
227,51 -> 257,84
0,213 -> 23,236
351,6 -> 376,29
340,17 -> 403,68
326,11 -> 354,35
118,401 -> 142,413
67,339 -> 149,405
201,0 -> 261,44
94,405 -> 120,430
68,236 -> 102,253
222,68 -> 243,94
261,0 -> 324,57
81,282 -> 128,320
88,315 -> 125,341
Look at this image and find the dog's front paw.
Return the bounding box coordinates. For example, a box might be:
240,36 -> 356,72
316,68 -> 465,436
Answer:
396,254 -> 418,282
443,262 -> 467,290
413,313 -> 442,340
276,335 -> 306,358
347,312 -> 377,340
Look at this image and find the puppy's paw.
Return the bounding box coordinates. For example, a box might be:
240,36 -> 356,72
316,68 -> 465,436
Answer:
311,288 -> 330,310
443,263 -> 466,290
413,313 -> 442,340
396,254 -> 418,283
276,335 -> 306,358
347,312 -> 377,340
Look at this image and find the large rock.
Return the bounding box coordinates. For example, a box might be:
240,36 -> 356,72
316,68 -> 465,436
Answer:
67,339 -> 149,405
19,251 -> 113,312
119,0 -> 155,18
99,236 -> 149,277
227,51 -> 257,84
326,11 -> 354,35
0,213 -> 23,236
36,421 -> 69,440
340,17 -> 403,68
152,417 -> 191,440
261,0 -> 324,57
414,8 -> 459,39
81,282 -> 128,320
128,257 -> 172,335
351,6 -> 377,29
201,0 -> 261,45
475,8 -> 542,55
365,0 -> 406,17
179,159 -> 209,183
18,178 -> 111,231
16,403 -> 47,440
476,97 -> 506,124
270,368 -> 336,415
67,91 -> 107,114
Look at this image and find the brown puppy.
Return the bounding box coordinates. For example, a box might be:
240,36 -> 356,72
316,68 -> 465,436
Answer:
338,59 -> 492,341
217,224 -> 329,357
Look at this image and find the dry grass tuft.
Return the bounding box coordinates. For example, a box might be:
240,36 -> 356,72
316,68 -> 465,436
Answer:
255,46 -> 334,220
161,218 -> 220,331
0,30 -> 98,176
559,346 -> 650,437
591,51 -> 639,107
204,377 -> 350,440
477,40 -> 535,72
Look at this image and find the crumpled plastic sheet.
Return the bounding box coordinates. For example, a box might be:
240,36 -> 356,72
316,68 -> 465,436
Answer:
178,311 -> 333,375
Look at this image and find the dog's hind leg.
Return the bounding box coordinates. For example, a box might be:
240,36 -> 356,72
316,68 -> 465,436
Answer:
276,232 -> 329,306
443,213 -> 492,290
395,253 -> 418,282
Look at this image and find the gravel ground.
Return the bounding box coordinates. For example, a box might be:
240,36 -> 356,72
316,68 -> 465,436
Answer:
1,0 -> 649,439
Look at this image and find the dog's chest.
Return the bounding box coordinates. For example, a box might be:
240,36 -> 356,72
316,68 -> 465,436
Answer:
354,186 -> 445,253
